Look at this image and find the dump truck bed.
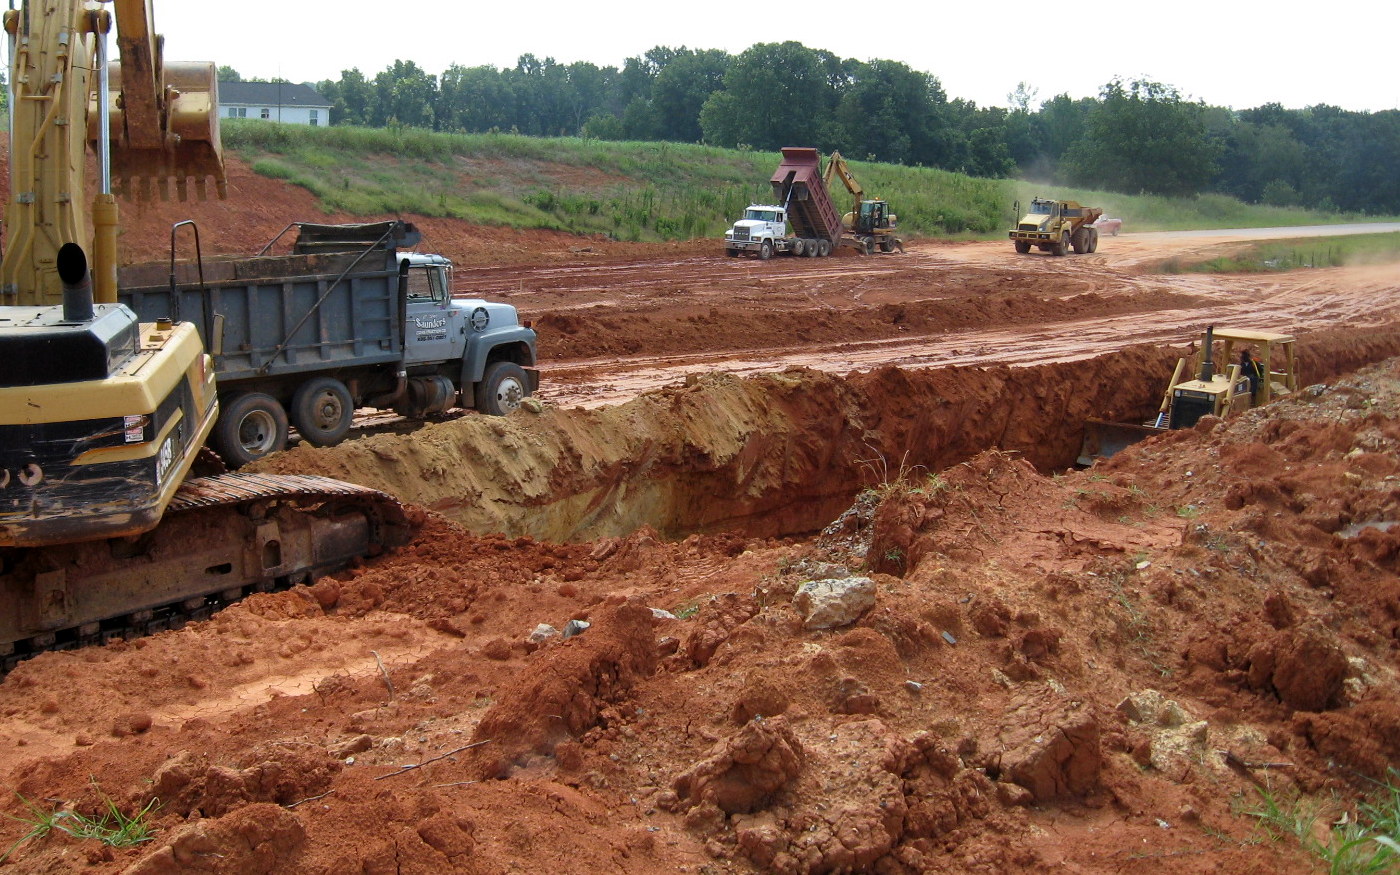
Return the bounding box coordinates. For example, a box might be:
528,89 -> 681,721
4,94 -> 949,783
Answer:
117,224 -> 407,384
770,147 -> 843,244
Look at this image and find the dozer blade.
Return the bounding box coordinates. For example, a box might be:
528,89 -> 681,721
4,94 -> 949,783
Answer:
1077,418 -> 1166,467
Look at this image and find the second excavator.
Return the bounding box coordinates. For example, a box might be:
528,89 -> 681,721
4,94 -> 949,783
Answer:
822,151 -> 904,255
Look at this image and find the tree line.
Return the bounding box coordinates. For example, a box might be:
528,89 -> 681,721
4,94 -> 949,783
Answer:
230,42 -> 1397,215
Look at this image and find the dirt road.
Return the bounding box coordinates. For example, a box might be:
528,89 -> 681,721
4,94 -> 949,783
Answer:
465,231 -> 1400,408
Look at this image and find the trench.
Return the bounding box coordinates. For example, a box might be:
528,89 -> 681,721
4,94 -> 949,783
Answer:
250,327 -> 1400,543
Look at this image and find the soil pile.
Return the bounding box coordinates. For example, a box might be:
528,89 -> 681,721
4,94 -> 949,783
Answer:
1,355 -> 1397,872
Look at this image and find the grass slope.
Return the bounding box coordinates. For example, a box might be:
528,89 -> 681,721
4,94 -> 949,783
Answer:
225,121 -> 1389,242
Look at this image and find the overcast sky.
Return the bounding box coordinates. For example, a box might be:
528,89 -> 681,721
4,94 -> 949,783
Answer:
158,1 -> 1396,113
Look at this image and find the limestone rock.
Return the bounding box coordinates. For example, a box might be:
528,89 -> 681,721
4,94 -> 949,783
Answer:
793,576 -> 876,630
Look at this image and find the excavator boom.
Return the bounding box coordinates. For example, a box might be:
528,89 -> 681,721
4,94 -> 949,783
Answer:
2,0 -> 225,306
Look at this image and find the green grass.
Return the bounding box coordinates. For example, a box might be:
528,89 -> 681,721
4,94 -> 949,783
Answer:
223,120 -> 1396,243
1158,232 -> 1400,274
2,790 -> 159,862
1248,777 -> 1400,874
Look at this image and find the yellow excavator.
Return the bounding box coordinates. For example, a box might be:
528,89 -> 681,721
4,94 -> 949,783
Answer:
822,151 -> 904,254
0,0 -> 412,668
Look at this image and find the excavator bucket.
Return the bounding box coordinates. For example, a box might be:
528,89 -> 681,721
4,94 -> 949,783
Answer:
91,61 -> 227,201
1077,419 -> 1165,466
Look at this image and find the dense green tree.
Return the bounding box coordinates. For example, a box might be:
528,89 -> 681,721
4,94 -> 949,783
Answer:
831,59 -> 939,165
699,42 -> 832,150
436,64 -> 514,132
318,68 -> 374,126
216,66 -> 242,83
1064,79 -> 1219,196
651,49 -> 731,142
371,60 -> 435,128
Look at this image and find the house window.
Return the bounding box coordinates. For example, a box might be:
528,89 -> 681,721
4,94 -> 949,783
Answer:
227,107 -> 247,118
309,109 -> 319,127
260,107 -> 270,120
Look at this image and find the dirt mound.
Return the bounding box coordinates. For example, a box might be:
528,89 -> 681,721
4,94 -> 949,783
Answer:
249,327 -> 1400,547
5,358 -> 1400,871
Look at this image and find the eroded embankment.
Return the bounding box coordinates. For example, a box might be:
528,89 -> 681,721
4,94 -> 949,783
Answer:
251,327 -> 1400,542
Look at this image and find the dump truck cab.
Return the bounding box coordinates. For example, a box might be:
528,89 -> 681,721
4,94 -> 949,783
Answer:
725,205 -> 789,257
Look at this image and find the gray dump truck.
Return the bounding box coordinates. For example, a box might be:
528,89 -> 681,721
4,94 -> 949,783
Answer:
119,221 -> 538,466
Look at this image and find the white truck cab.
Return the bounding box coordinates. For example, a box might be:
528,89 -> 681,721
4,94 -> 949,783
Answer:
724,205 -> 789,258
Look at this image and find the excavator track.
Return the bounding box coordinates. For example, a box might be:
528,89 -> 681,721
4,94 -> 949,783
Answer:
0,474 -> 418,672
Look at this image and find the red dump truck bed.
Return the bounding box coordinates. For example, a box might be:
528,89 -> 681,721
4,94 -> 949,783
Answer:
770,147 -> 843,245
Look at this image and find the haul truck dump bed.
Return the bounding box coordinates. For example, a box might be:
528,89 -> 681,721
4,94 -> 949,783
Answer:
770,147 -> 843,247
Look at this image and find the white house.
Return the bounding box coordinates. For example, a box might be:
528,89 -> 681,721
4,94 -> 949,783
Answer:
219,81 -> 332,126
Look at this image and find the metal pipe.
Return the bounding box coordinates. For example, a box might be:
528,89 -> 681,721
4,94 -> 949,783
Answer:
57,242 -> 93,322
1199,326 -> 1215,382
96,15 -> 109,194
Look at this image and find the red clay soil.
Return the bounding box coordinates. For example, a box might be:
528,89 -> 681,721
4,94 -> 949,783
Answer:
1,153 -> 1399,873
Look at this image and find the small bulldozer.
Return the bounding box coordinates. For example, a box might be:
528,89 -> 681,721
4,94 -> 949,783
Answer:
1078,327 -> 1298,465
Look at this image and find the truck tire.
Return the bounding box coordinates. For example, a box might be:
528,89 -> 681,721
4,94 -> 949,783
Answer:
818,240 -> 831,257
879,238 -> 894,253
475,362 -> 529,416
1014,240 -> 1031,254
211,392 -> 288,468
805,240 -> 819,257
791,239 -> 806,257
758,240 -> 773,261
862,238 -> 875,255
290,377 -> 354,447
1052,232 -> 1070,256
1087,228 -> 1100,253
1071,229 -> 1087,254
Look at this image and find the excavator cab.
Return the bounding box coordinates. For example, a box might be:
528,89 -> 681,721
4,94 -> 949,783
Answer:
855,200 -> 895,233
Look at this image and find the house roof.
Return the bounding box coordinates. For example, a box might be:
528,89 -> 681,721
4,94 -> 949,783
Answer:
219,81 -> 331,108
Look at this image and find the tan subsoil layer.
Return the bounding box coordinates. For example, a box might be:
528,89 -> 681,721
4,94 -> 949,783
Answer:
0,155 -> 1398,872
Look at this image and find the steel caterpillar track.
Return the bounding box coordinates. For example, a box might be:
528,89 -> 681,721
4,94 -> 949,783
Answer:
0,473 -> 417,672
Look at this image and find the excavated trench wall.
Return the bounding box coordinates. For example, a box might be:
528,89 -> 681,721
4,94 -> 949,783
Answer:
253,328 -> 1400,542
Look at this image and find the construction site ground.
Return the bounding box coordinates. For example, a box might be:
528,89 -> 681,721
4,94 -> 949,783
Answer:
2,154 -> 1399,873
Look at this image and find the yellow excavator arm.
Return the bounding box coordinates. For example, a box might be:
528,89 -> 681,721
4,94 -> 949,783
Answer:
1,0 -> 224,306
822,151 -> 863,202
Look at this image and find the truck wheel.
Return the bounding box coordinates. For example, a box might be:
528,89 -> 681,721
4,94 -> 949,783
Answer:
818,240 -> 831,257
879,238 -> 894,253
475,362 -> 529,416
290,377 -> 354,447
758,240 -> 773,261
862,238 -> 875,255
1052,232 -> 1070,256
211,392 -> 288,468
791,239 -> 806,257
804,240 -> 819,257
1014,240 -> 1031,254
1087,228 -> 1100,253
1071,229 -> 1087,254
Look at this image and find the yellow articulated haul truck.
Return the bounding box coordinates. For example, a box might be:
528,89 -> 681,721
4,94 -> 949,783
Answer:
1010,198 -> 1102,256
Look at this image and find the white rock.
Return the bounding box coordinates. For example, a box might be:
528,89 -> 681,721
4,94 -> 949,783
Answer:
793,576 -> 876,630
529,623 -> 560,644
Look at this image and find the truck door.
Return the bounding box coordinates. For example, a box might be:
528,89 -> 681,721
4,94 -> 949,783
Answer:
402,263 -> 466,365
